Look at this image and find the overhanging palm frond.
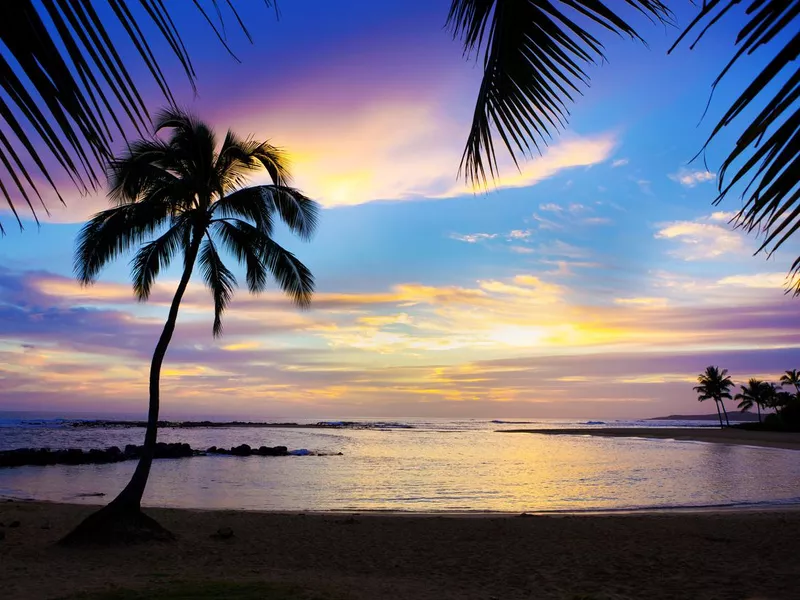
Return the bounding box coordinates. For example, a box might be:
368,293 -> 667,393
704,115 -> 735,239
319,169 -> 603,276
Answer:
448,0 -> 673,184
0,0 -> 275,232
669,0 -> 800,295
198,236 -> 237,337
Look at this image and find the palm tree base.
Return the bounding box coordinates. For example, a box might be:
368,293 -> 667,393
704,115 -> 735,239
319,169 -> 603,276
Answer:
59,502 -> 174,546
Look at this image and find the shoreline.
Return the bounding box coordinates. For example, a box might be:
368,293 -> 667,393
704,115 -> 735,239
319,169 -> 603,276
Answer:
6,495 -> 800,518
2,500 -> 799,599
502,426 -> 800,450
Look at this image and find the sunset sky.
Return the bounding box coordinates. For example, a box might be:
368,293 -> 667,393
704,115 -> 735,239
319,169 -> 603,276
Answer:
1,1 -> 798,420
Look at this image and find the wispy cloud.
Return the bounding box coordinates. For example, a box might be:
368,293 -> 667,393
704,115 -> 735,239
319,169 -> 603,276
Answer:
611,158 -> 629,168
449,232 -> 498,244
669,168 -> 716,188
655,216 -> 745,261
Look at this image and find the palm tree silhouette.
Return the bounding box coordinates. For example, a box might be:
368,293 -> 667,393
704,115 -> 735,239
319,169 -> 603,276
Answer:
693,366 -> 734,428
780,369 -> 800,394
734,378 -> 771,423
62,109 -> 318,544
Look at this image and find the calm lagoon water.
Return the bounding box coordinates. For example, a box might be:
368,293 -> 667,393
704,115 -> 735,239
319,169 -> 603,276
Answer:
1,417 -> 799,513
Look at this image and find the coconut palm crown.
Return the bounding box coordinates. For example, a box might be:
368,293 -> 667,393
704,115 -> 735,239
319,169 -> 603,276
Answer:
780,369 -> 800,393
693,366 -> 734,428
65,109 -> 317,543
735,378 -> 772,423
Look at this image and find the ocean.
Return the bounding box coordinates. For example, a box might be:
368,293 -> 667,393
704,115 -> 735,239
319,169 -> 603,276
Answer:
1,417 -> 798,513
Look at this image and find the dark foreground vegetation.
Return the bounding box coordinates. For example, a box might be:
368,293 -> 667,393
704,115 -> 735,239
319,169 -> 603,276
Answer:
0,444 -> 339,468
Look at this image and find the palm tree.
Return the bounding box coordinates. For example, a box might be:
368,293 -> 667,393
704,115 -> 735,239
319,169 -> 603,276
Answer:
780,369 -> 800,394
0,1 -> 275,233
448,1 -> 799,294
61,109 -> 318,545
693,366 -> 734,428
735,379 -> 769,423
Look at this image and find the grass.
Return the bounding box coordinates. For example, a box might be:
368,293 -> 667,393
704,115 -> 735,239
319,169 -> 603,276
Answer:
59,581 -> 344,600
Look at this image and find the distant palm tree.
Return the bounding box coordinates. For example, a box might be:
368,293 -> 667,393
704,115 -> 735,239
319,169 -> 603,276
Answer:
694,366 -> 734,428
62,109 -> 318,544
448,1 -> 799,293
780,369 -> 800,394
735,378 -> 770,423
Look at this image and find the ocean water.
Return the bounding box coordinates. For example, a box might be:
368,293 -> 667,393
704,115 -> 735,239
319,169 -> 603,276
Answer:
1,417 -> 799,513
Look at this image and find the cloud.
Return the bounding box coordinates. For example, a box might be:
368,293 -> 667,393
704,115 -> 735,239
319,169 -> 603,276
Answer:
611,158 -> 629,168
655,217 -> 746,261
669,169 -> 716,188
507,229 -> 533,240
449,232 -> 498,244
717,273 -> 789,289
440,135 -> 616,199
614,297 -> 669,308
582,217 -> 612,226
539,203 -> 563,212
3,263 -> 799,418
510,246 -> 535,254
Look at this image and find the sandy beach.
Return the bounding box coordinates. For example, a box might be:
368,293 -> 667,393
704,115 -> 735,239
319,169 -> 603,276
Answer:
1,500 -> 799,599
503,427 -> 800,451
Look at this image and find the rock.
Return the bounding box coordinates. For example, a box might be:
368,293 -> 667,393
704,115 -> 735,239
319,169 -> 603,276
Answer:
9,520 -> 20,528
230,444 -> 252,456
211,526 -> 234,539
256,445 -> 288,456
0,530 -> 5,541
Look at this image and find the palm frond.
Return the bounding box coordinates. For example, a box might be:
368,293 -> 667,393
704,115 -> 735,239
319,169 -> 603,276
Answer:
213,219 -> 269,293
155,108 -> 218,199
448,0 -> 673,184
107,139 -> 184,205
265,186 -> 320,241
75,200 -> 173,284
214,133 -> 290,193
198,235 -> 237,337
259,235 -> 315,309
669,0 -> 800,295
130,215 -> 190,300
0,0 -> 274,232
212,186 -> 274,235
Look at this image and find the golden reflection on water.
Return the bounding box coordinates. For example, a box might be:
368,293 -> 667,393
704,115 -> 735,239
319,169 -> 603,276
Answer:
2,427 -> 799,512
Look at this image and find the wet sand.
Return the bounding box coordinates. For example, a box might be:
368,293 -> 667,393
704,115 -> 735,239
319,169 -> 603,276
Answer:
1,500 -> 799,599
503,427 -> 800,451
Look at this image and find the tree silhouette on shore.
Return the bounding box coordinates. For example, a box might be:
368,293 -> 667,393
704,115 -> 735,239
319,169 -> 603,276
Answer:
63,109 -> 318,544
694,366 -> 734,428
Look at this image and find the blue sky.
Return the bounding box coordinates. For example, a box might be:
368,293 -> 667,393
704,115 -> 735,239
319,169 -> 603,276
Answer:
1,1 -> 798,419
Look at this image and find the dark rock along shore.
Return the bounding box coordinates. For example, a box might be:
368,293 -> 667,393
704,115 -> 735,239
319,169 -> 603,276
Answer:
0,443 -> 340,468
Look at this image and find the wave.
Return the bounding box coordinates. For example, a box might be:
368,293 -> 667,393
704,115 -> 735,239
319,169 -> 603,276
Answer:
314,421 -> 415,430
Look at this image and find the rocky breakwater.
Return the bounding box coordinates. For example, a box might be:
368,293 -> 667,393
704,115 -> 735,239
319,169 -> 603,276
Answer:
0,443 -> 332,468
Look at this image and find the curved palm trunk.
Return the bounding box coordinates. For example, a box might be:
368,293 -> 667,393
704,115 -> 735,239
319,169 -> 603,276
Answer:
757,402 -> 762,423
111,247 -> 200,509
719,399 -> 730,427
61,234 -> 201,544
713,400 -> 724,429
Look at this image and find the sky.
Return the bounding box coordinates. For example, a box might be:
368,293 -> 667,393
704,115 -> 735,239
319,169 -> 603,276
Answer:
1,1 -> 798,420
